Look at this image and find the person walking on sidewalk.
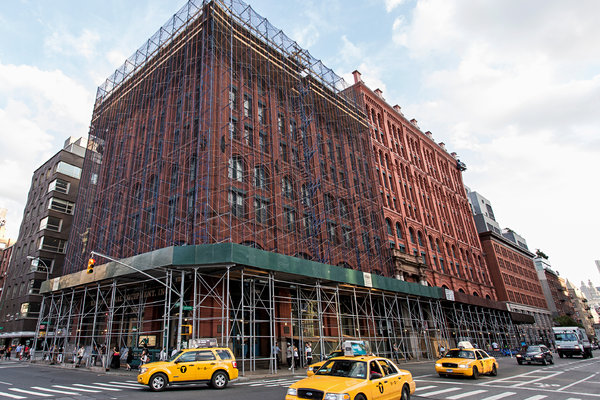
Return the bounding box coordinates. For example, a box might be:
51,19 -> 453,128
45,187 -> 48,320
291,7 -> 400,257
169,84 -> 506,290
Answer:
304,343 -> 312,368
76,345 -> 85,367
126,347 -> 134,370
286,343 -> 293,369
293,345 -> 300,368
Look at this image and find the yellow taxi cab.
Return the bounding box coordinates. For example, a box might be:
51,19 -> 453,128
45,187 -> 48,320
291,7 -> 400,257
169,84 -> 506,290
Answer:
137,346 -> 238,391
286,355 -> 415,400
434,342 -> 498,379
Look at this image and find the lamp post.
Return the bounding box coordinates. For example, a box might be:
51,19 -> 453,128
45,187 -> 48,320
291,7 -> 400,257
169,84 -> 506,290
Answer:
27,256 -> 52,281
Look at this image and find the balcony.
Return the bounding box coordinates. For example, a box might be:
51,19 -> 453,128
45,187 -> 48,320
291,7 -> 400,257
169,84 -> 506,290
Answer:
391,248 -> 428,282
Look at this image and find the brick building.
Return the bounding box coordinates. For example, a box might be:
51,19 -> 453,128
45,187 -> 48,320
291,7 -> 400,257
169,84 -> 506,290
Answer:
349,72 -> 495,299
0,137 -> 85,345
535,257 -> 576,318
0,244 -> 14,306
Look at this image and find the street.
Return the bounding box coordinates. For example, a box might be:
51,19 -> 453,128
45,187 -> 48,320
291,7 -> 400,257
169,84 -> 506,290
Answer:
0,355 -> 598,400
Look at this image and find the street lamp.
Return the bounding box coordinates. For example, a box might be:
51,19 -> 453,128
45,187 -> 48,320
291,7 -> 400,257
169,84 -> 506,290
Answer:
27,256 -> 52,281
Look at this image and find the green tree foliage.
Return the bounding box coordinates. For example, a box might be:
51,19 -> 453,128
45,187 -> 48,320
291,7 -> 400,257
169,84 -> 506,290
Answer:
553,315 -> 582,328
535,249 -> 549,259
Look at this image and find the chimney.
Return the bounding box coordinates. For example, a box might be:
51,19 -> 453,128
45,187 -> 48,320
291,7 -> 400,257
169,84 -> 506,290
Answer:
374,88 -> 383,98
438,142 -> 446,150
393,105 -> 403,115
352,70 -> 362,84
410,119 -> 419,128
451,152 -> 458,159
425,131 -> 433,139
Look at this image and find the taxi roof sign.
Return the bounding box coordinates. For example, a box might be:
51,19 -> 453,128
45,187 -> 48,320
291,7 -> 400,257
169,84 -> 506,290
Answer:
188,338 -> 218,348
343,340 -> 370,356
457,341 -> 474,349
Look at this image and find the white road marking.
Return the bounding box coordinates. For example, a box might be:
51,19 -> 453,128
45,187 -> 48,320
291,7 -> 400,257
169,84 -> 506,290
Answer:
73,383 -> 121,391
418,387 -> 461,396
0,383 -> 12,387
53,385 -> 101,393
558,372 -> 599,392
511,372 -> 563,388
0,392 -> 26,399
31,386 -> 80,395
523,396 -> 547,400
485,392 -> 517,400
414,385 -> 437,391
8,388 -> 53,397
446,390 -> 488,399
93,382 -> 142,390
108,381 -> 142,387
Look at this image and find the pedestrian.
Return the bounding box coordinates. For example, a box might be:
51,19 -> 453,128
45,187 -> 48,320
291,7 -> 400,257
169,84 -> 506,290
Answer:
24,345 -> 30,360
15,344 -> 23,361
100,344 -> 107,369
0,345 -> 5,360
305,343 -> 312,367
286,343 -> 293,369
272,342 -> 281,369
110,347 -> 120,369
293,345 -> 300,368
141,347 -> 150,364
439,344 -> 446,357
171,348 -> 178,357
57,346 -> 64,363
91,346 -> 98,366
76,345 -> 85,367
126,347 -> 134,370
159,348 -> 167,361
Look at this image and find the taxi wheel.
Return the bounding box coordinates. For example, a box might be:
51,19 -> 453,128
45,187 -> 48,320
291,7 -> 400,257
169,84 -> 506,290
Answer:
438,373 -> 446,378
471,367 -> 479,380
211,371 -> 229,389
400,385 -> 410,400
354,394 -> 366,400
149,373 -> 168,392
490,364 -> 497,376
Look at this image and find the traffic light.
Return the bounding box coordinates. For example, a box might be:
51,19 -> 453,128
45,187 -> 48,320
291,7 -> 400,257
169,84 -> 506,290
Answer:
181,324 -> 193,336
87,258 -> 96,274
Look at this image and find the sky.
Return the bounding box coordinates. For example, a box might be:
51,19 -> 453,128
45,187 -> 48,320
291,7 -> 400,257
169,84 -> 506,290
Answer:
1,0 -> 599,287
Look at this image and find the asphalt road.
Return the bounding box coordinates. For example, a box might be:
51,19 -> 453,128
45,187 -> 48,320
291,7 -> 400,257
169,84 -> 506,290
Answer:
0,354 -> 598,400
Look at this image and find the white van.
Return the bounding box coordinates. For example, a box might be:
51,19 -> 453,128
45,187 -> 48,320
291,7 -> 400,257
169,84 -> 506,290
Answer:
553,327 -> 593,359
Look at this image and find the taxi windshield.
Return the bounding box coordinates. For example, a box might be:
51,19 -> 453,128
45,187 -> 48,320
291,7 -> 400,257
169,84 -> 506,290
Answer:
315,359 -> 367,379
444,350 -> 475,359
168,351 -> 183,362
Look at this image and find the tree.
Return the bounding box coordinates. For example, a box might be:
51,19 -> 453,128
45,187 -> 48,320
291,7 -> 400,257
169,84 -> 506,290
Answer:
553,315 -> 582,328
535,249 -> 549,260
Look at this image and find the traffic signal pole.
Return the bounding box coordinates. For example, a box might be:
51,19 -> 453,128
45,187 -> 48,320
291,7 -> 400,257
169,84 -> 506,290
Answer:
90,251 -> 184,351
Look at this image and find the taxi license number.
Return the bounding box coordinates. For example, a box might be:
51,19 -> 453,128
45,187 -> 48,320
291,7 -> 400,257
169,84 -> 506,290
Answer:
446,369 -> 453,372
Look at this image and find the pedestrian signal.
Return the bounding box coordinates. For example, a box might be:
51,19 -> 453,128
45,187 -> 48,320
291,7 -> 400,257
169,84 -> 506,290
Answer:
87,258 -> 96,274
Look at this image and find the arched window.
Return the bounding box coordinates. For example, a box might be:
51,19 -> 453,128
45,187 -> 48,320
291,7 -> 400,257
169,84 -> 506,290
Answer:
442,285 -> 449,290
435,238 -> 441,252
409,228 -> 416,244
417,231 -> 424,247
228,156 -> 244,182
458,288 -> 465,294
395,222 -> 403,239
282,176 -> 294,199
385,218 -> 393,235
485,294 -> 491,300
473,291 -> 479,297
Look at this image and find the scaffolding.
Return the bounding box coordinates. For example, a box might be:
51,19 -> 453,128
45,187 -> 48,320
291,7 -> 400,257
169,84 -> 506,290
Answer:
35,250 -> 520,372
65,0 -> 392,279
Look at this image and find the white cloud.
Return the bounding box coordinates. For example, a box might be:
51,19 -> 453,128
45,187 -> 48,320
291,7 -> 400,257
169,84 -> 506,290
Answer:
44,28 -> 100,59
384,0 -> 406,13
0,62 -> 93,239
392,0 -> 600,284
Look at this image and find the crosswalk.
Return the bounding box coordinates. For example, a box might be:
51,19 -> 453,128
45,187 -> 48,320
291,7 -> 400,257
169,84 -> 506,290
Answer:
233,377 -> 304,388
0,381 -> 142,399
412,383 -> 587,400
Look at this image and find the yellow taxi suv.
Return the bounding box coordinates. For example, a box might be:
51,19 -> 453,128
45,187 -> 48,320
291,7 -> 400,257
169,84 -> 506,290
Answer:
286,355 -> 415,400
137,347 -> 238,391
435,348 -> 498,379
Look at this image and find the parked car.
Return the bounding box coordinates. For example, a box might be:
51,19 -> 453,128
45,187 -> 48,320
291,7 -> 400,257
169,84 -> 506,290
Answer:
516,345 -> 553,365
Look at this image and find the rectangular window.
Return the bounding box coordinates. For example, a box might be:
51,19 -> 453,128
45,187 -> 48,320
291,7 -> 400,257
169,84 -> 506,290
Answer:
254,198 -> 270,224
38,236 -> 67,253
254,166 -> 268,190
48,198 -> 75,214
243,94 -> 252,118
259,131 -> 269,154
342,227 -> 353,248
258,102 -> 266,125
283,207 -> 295,231
290,120 -> 297,141
167,197 -> 177,227
229,117 -> 239,140
48,178 -> 70,194
229,87 -> 237,110
28,279 -> 40,295
278,114 -> 285,134
327,221 -> 338,244
55,161 -> 81,179
243,124 -> 253,147
280,141 -> 288,162
229,190 -> 245,218
20,303 -> 30,318
39,216 -> 62,232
